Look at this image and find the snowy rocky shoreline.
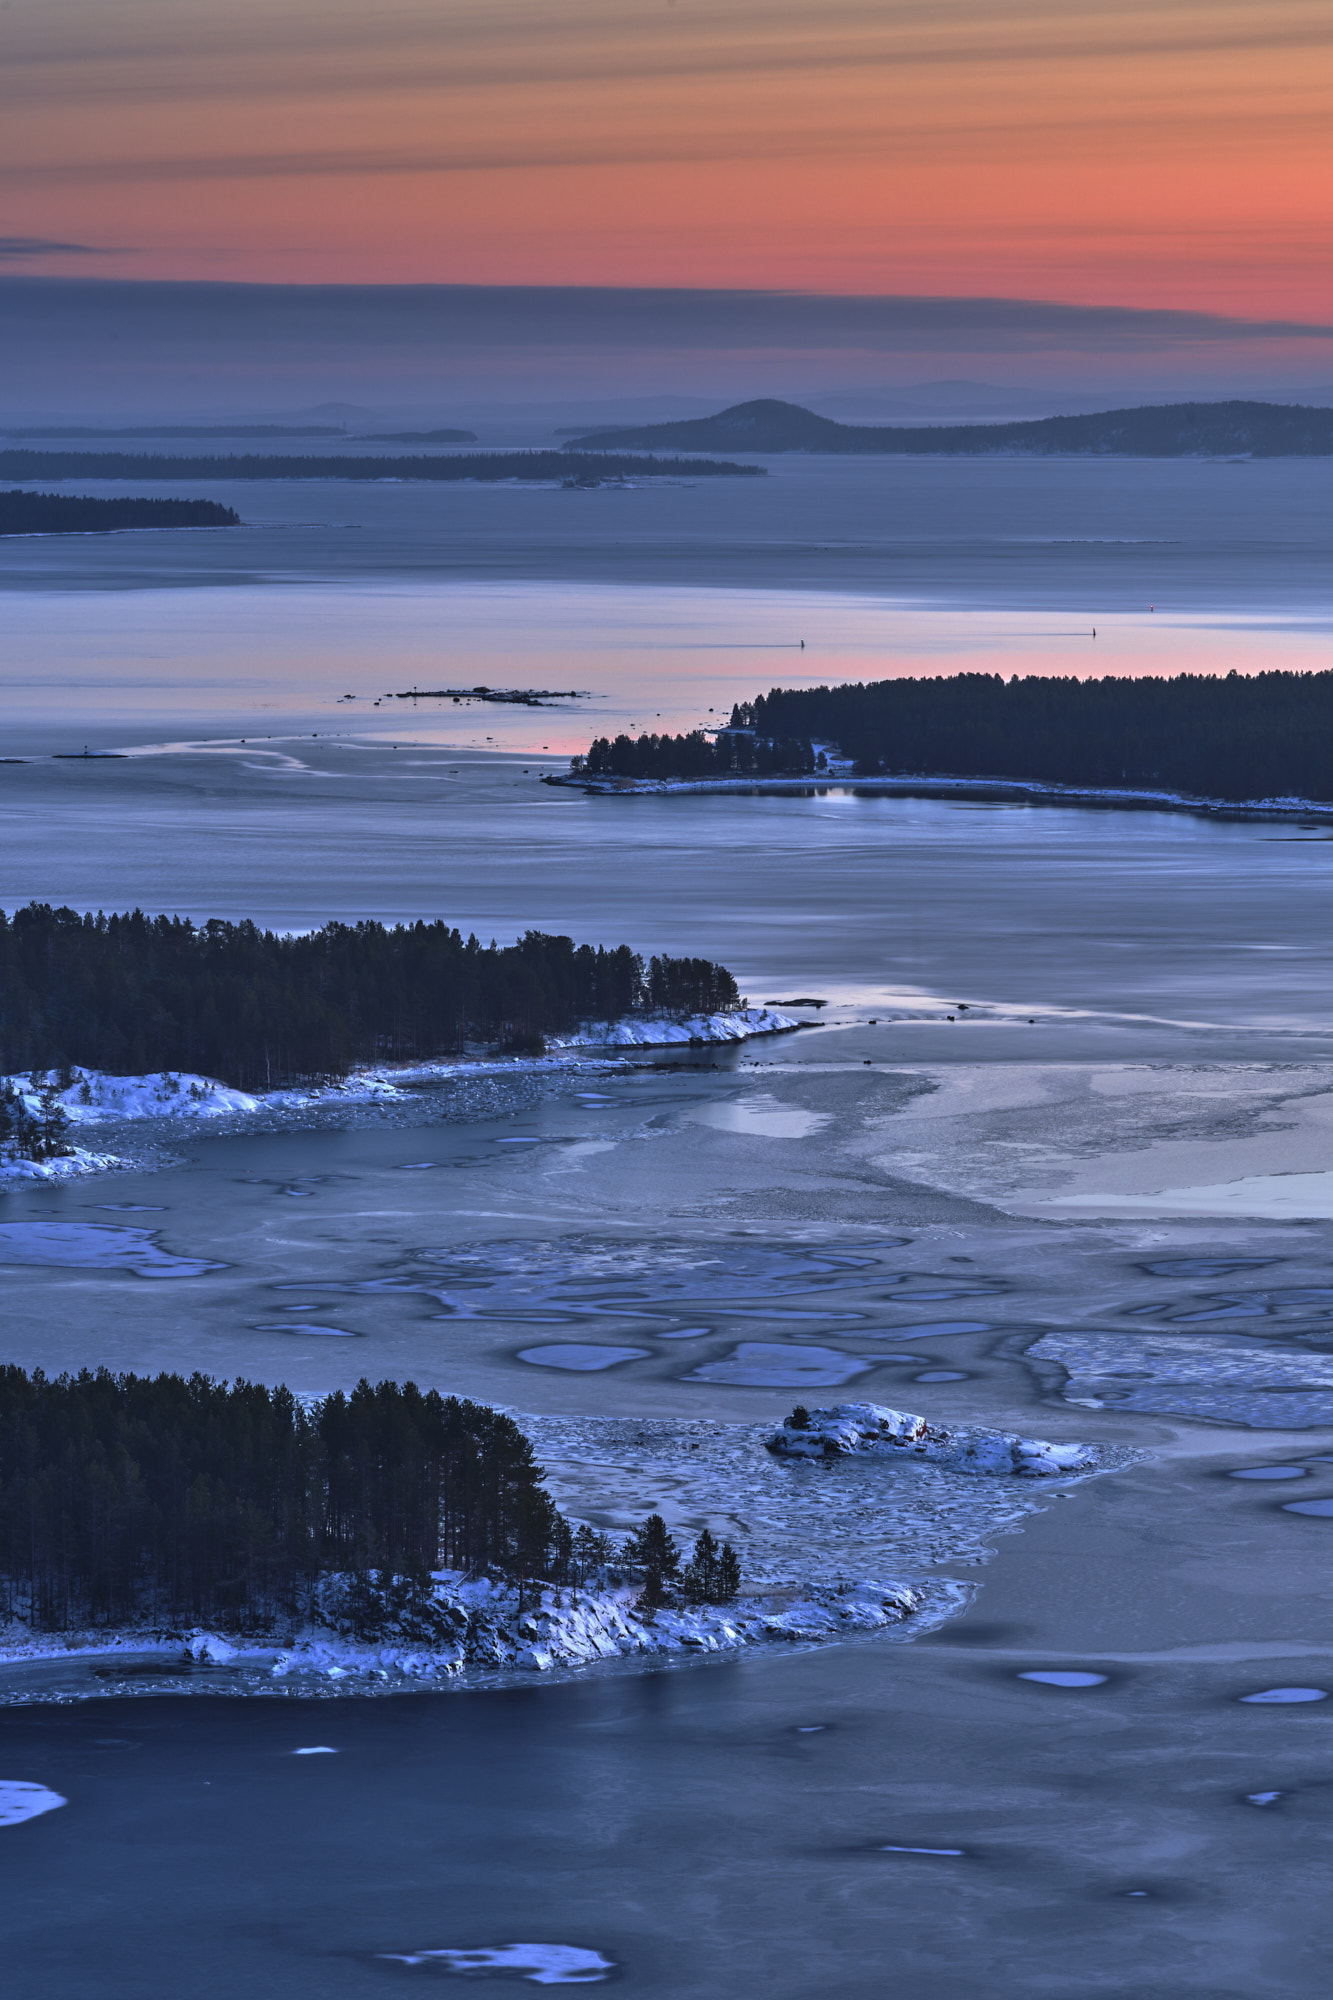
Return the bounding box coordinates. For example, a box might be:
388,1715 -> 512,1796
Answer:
0,1007 -> 800,1182
0,1571 -> 932,1702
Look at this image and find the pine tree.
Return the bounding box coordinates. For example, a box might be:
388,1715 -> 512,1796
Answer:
623,1512 -> 680,1609
715,1543 -> 741,1603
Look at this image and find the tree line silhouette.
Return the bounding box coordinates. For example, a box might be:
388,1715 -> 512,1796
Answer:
729,670 -> 1333,802
0,490 -> 239,535
0,449 -> 761,484
0,905 -> 742,1090
574,729 -> 818,781
0,1369 -> 741,1634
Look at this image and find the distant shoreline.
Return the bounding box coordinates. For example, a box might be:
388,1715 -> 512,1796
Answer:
545,768 -> 1333,823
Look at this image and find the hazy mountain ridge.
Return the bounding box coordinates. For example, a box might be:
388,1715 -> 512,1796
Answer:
568,397 -> 1333,456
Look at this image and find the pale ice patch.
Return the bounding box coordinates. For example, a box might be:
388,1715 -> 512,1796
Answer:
1229,1466 -> 1306,1480
914,1371 -> 967,1383
1240,1687 -> 1328,1703
1281,1498 -> 1333,1516
690,1095 -> 830,1140
517,1344 -> 650,1371
1055,1172 -> 1333,1220
0,1222 -> 220,1278
0,1780 -> 66,1828
1246,1792 -> 1283,1805
687,1343 -> 872,1389
378,1944 -> 615,1983
258,1324 -> 362,1338
1018,1670 -> 1108,1688
880,1320 -> 992,1338
292,1746 -> 338,1755
878,1845 -> 965,1856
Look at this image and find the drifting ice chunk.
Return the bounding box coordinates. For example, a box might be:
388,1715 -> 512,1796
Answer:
766,1402 -> 1095,1477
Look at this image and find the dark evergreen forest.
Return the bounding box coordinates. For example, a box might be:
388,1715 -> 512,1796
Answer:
730,671 -> 1333,802
0,1370 -> 565,1632
0,491 -> 240,535
0,449 -> 761,483
0,906 -> 742,1087
576,671 -> 1333,804
575,728 -> 819,780
0,1370 -> 744,1634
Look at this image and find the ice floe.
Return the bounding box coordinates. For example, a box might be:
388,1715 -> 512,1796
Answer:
0,1780 -> 66,1827
516,1345 -> 650,1371
1239,1687 -> 1328,1704
687,1344 -> 872,1388
1031,1329 -> 1333,1428
1017,1670 -> 1108,1687
0,1221 -> 221,1278
766,1403 -> 1096,1477
379,1943 -> 615,1983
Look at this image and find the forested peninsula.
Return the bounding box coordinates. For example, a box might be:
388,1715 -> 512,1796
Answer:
571,670 -> 1333,806
568,396 -> 1333,457
0,449 -> 760,483
0,491 -> 240,535
0,1368 -> 740,1637
0,905 -> 741,1087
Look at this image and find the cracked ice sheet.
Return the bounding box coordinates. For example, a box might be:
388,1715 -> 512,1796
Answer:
1031,1329 -> 1333,1427
522,1413 -> 1131,1592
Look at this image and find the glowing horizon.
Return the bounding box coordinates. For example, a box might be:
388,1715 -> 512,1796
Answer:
3,0 -> 1331,317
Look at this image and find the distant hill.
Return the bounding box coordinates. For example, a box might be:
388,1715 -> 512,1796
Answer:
567,397 -> 1333,456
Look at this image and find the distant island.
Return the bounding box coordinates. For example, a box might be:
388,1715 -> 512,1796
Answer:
0,490 -> 240,536
565,396 -> 1333,457
359,427 -> 479,444
3,425 -> 349,439
567,669 -> 1333,808
0,449 -> 762,483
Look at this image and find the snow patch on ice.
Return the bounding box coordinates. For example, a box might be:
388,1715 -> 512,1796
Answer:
767,1402 -> 1096,1477
379,1943 -> 615,1983
0,1780 -> 66,1827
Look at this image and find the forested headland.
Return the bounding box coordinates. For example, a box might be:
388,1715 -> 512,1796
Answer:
0,490 -> 240,535
730,670 -> 1333,803
572,671 -> 1333,805
0,905 -> 742,1089
0,1369 -> 740,1635
0,449 -> 761,484
568,396 -> 1333,457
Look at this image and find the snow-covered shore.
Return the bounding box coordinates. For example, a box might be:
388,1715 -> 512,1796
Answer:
548,767 -> 1333,822
0,1570 -> 928,1700
0,1009 -> 800,1182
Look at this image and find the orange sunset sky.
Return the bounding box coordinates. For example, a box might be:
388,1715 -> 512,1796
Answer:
4,0 -> 1332,316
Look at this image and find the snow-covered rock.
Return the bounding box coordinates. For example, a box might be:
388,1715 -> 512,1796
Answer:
0,1144 -> 122,1182
766,1402 -> 1095,1477
5,1068 -> 259,1124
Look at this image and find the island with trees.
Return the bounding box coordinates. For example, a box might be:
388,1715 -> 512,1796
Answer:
0,1367 -> 748,1666
0,448 -> 761,484
563,669 -> 1333,810
0,905 -> 743,1092
565,396 -> 1333,457
0,490 -> 240,535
